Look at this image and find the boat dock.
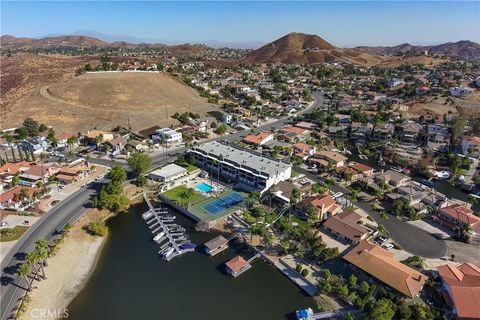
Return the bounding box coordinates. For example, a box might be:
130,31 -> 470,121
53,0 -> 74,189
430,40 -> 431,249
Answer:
142,193 -> 196,261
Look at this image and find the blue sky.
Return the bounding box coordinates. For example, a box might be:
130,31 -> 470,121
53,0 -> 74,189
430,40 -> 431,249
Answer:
1,1 -> 479,47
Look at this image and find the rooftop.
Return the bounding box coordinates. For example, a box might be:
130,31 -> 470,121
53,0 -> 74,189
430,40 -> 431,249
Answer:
343,240 -> 427,298
190,142 -> 291,178
149,164 -> 187,179
437,263 -> 480,319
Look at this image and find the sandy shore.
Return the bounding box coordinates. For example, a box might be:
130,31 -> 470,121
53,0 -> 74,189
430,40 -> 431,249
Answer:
23,184 -> 147,319
23,209 -> 110,320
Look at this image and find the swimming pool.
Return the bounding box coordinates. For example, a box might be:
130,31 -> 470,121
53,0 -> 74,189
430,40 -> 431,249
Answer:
195,182 -> 214,193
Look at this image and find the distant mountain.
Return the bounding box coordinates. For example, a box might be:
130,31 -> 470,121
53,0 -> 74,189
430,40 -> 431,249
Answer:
357,40 -> 480,58
242,32 -> 383,65
1,35 -> 109,49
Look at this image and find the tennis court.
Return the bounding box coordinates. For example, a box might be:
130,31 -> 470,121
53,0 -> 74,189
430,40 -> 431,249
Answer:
203,192 -> 244,215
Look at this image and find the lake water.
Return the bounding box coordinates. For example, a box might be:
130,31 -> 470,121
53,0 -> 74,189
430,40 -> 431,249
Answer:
66,204 -> 314,320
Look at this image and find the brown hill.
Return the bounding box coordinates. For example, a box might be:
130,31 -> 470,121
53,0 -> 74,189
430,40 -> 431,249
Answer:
3,72 -> 220,133
357,40 -> 480,58
242,32 -> 383,65
1,35 -> 109,49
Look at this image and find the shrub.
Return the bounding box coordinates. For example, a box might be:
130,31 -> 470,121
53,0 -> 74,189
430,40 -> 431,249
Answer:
296,264 -> 303,273
86,220 -> 108,237
301,269 -> 309,277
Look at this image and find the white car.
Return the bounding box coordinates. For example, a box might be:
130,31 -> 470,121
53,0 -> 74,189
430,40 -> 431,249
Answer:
381,243 -> 394,250
332,192 -> 343,199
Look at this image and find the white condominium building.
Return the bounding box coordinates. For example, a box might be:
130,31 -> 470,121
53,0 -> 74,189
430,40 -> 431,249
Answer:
189,142 -> 292,193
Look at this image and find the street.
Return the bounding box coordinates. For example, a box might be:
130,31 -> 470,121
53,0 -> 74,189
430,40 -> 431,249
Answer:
296,167 -> 448,258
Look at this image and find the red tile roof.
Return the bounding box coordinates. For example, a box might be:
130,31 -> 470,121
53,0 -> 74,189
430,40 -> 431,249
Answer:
225,256 -> 249,273
280,126 -> 307,135
0,186 -> 41,203
243,132 -> 272,145
464,136 -> 480,146
437,263 -> 480,319
343,240 -> 427,298
349,162 -> 374,173
439,204 -> 480,232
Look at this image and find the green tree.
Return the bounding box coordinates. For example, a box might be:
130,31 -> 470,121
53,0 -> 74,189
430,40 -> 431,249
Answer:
367,298 -> 396,320
318,280 -> 332,294
108,166 -> 127,183
348,274 -> 358,287
16,263 -> 32,291
127,153 -> 152,177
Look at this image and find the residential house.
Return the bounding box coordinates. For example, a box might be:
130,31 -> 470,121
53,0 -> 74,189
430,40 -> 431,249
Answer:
84,130 -> 114,146
309,151 -> 347,168
348,162 -> 374,178
343,240 -> 428,298
243,132 -> 274,146
373,123 -> 394,141
433,204 -> 480,239
271,180 -> 310,204
427,124 -> 450,151
296,195 -> 342,221
386,78 -> 405,88
0,185 -> 42,211
400,122 -> 424,143
323,211 -> 371,244
326,125 -> 348,139
221,113 -> 234,124
152,128 -> 183,145
19,137 -> 50,155
295,122 -> 318,131
350,122 -> 373,141
20,164 -> 59,184
125,140 -> 148,151
292,143 -> 316,160
437,263 -> 480,320
416,86 -> 430,96
450,87 -> 474,97
57,132 -> 78,148
279,127 -> 309,140
104,136 -> 128,154
461,136 -> 480,159
0,162 -> 31,182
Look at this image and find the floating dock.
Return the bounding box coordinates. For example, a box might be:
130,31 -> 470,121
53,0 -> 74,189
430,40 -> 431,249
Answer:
142,193 -> 196,261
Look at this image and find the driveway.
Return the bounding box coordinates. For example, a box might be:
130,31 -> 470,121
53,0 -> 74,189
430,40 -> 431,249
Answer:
296,167 -> 448,258
445,240 -> 480,265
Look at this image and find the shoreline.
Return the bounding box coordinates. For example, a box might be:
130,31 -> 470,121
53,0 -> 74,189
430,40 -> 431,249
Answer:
22,209 -> 111,320
22,185 -> 146,319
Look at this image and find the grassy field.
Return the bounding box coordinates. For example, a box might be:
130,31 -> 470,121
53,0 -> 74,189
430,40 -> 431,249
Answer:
0,226 -> 29,242
162,186 -> 205,205
178,163 -> 199,173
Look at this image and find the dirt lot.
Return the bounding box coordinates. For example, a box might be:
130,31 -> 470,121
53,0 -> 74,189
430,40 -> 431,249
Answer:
3,72 -> 220,133
1,53 -> 97,128
408,97 -> 458,117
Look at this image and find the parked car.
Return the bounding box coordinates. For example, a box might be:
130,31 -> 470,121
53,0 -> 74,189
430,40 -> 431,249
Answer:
381,243 -> 394,250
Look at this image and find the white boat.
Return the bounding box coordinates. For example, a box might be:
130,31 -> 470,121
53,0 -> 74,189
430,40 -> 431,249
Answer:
162,247 -> 175,259
153,232 -> 165,242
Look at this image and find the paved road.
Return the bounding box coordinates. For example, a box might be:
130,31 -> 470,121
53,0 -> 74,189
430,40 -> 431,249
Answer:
295,167 -> 447,258
0,93 -> 325,319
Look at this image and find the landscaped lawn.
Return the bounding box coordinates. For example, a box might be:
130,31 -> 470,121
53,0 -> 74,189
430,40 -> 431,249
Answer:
178,163 -> 199,173
291,216 -> 309,230
0,226 -> 29,242
162,186 -> 205,205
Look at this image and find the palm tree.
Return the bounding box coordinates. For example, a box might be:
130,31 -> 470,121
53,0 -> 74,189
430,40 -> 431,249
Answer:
35,239 -> 49,279
39,152 -> 47,181
25,252 -> 38,280
459,224 -> 473,242
16,263 -> 32,291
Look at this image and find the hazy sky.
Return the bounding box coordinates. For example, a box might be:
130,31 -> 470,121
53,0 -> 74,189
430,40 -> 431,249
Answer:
1,1 -> 479,47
